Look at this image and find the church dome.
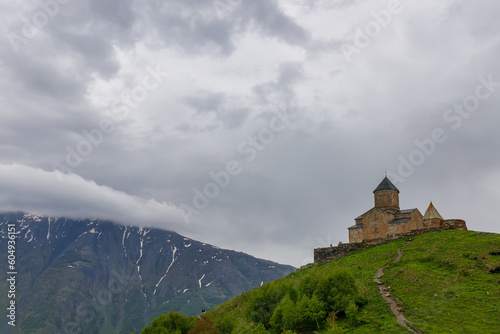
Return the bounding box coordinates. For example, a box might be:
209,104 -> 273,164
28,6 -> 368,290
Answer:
373,175 -> 399,193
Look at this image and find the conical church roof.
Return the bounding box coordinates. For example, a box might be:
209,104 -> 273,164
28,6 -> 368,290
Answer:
373,176 -> 399,193
423,201 -> 444,220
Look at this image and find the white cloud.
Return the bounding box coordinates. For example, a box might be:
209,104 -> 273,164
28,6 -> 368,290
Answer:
0,163 -> 187,232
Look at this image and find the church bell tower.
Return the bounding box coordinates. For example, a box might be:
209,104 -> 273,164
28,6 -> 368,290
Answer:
373,174 -> 400,212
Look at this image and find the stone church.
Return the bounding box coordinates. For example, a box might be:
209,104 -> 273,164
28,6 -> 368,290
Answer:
348,175 -> 467,243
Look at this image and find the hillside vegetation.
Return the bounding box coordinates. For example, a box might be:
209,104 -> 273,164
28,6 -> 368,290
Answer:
141,230 -> 500,333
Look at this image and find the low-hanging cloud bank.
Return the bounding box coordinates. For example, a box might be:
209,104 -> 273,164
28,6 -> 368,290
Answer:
0,163 -> 187,231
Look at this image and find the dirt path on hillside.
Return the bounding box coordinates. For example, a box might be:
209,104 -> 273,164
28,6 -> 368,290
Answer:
374,248 -> 420,334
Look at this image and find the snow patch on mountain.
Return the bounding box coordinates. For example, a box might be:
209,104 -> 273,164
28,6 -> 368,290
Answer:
47,217 -> 51,240
198,274 -> 205,288
154,244 -> 178,295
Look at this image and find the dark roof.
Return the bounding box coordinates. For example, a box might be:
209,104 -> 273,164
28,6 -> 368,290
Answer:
348,224 -> 363,229
395,208 -> 418,215
355,207 -> 417,221
389,217 -> 411,224
373,176 -> 399,193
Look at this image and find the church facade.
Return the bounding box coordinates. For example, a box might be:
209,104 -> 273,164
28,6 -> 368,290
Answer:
314,175 -> 468,264
348,175 -> 467,243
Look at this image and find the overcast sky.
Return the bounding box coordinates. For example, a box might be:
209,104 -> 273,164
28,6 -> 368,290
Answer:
1,0 -> 499,267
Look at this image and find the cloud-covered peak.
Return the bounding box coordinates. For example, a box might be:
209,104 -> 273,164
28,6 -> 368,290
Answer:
0,164 -> 187,232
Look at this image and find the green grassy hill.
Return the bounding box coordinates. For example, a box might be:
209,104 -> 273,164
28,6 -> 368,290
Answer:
204,230 -> 500,333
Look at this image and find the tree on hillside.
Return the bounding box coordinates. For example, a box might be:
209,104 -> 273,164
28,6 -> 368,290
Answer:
300,294 -> 327,329
247,282 -> 286,327
141,311 -> 197,334
312,268 -> 362,322
269,294 -> 295,332
214,316 -> 235,334
251,324 -> 270,334
187,316 -> 219,334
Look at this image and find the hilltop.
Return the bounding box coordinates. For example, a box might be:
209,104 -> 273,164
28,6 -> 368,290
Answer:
197,230 -> 499,333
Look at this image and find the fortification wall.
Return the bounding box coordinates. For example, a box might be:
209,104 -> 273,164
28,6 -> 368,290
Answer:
314,227 -> 446,264
441,219 -> 467,230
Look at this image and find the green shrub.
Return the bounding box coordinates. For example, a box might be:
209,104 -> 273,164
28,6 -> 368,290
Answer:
141,311 -> 197,334
298,294 -> 327,329
269,294 -> 295,333
187,316 -> 219,334
251,324 -> 270,334
313,268 -> 362,316
273,268 -> 362,332
214,316 -> 235,334
246,282 -> 286,327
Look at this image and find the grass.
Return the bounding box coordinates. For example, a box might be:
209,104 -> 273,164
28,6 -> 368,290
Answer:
383,230 -> 500,334
207,230 -> 500,333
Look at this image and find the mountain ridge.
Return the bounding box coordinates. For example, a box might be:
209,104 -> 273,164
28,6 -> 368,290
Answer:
0,212 -> 295,334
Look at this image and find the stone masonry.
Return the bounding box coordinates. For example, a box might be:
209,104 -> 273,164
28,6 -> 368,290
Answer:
314,175 -> 467,264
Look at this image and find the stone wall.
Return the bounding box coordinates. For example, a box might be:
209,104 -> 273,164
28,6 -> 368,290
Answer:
357,208 -> 394,241
441,219 -> 467,230
348,225 -> 363,243
351,208 -> 425,242
424,217 -> 443,228
374,189 -> 399,210
314,227 -> 448,264
314,242 -> 373,264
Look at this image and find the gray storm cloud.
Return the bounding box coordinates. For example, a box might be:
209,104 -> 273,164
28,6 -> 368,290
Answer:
1,0 -> 500,266
0,164 -> 187,232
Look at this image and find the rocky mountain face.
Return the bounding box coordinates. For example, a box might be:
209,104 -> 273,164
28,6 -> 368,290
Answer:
0,212 -> 295,334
